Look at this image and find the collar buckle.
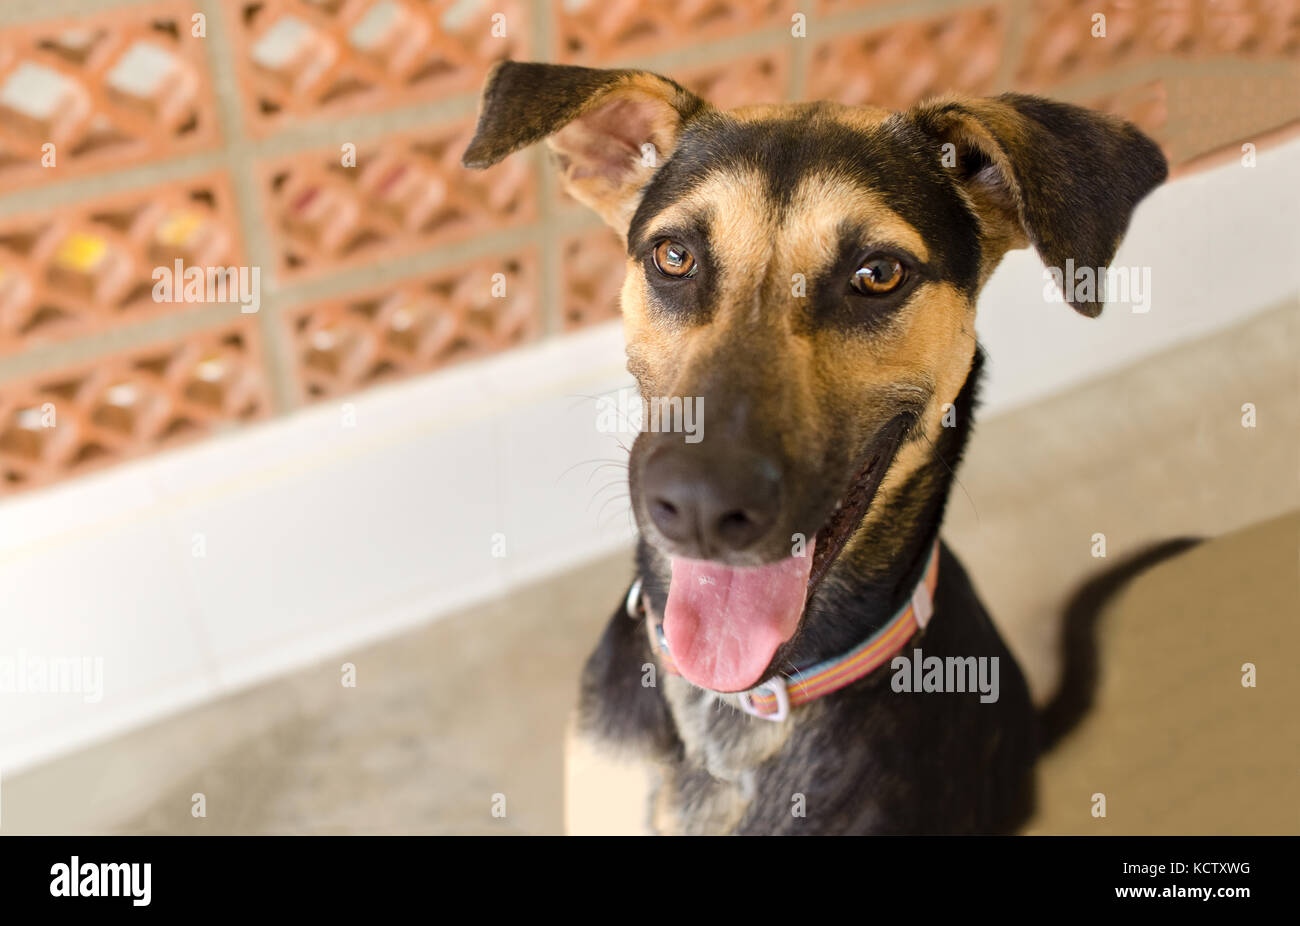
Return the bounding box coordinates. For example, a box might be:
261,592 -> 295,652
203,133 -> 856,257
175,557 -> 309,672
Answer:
737,676 -> 790,722
625,578 -> 644,619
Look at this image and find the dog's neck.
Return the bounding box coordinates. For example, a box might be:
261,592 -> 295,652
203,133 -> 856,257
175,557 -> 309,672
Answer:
635,347 -> 984,676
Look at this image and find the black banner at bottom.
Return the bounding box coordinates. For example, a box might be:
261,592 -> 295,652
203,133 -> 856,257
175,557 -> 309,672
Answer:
0,834 -> 1287,913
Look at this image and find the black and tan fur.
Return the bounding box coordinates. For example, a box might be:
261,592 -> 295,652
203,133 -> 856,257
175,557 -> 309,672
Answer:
462,61 -> 1168,835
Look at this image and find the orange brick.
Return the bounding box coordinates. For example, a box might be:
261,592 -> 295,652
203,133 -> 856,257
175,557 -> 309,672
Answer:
0,319 -> 270,495
807,6 -> 1004,109
553,0 -> 793,65
680,48 -> 790,111
1147,0 -> 1300,58
226,0 -> 528,137
1016,0 -> 1149,90
560,227 -> 625,332
258,121 -> 535,282
284,250 -> 540,402
0,172 -> 246,353
816,0 -> 895,13
0,1 -> 221,193
1019,1 -> 1299,91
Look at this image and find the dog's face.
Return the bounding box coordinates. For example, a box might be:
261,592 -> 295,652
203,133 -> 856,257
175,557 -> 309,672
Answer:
464,63 -> 1165,693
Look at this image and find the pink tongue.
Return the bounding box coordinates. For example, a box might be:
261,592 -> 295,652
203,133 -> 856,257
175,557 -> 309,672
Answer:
663,539 -> 816,692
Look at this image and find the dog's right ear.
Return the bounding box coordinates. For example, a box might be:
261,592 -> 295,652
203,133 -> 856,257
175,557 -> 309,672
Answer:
904,94 -> 1167,316
461,61 -> 708,238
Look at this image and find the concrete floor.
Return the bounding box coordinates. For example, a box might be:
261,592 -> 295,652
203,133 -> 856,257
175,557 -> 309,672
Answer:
4,300 -> 1296,835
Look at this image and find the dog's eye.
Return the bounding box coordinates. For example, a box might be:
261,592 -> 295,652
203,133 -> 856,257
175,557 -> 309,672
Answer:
652,239 -> 698,279
850,256 -> 905,295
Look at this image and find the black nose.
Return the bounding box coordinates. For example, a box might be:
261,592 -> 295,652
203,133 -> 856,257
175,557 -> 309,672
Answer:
640,444 -> 782,557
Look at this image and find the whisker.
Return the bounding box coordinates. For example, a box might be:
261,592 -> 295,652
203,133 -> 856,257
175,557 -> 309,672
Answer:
565,391 -> 644,432
586,479 -> 628,514
555,455 -> 629,485
596,493 -> 632,530
915,427 -> 980,525
584,461 -> 630,487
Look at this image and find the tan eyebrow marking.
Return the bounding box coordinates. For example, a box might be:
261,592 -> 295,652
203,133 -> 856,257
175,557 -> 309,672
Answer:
785,173 -> 930,265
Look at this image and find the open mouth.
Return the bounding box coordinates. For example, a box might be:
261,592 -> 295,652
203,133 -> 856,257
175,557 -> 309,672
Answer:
807,413 -> 914,593
660,413 -> 914,693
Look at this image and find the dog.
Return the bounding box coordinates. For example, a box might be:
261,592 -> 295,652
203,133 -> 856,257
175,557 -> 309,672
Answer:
462,61 -> 1167,834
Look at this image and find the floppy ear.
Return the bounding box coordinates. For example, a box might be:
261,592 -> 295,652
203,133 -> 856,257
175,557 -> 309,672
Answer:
461,61 -> 708,238
906,93 -> 1167,316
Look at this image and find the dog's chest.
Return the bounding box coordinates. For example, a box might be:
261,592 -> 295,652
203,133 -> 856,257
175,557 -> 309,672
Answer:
654,677 -> 811,834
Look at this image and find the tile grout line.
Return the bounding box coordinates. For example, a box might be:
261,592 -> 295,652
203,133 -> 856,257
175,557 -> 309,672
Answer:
787,5 -> 807,101
198,0 -> 299,415
994,0 -> 1030,92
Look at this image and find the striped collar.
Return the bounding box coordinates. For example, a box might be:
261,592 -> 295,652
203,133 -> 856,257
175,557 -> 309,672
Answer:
630,540 -> 941,722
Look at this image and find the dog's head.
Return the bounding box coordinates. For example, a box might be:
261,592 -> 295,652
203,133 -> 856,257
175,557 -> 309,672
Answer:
463,62 -> 1166,693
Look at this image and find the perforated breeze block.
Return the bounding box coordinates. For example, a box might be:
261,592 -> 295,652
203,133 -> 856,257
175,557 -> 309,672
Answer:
0,172 -> 244,352
553,0 -> 792,64
807,5 -> 1005,110
258,121 -> 535,282
0,319 -> 269,494
560,227 -> 625,332
226,0 -> 527,136
284,249 -> 540,402
0,0 -> 221,193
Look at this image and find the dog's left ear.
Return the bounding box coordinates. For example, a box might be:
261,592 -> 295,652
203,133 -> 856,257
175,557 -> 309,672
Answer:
905,94 -> 1167,316
461,60 -> 708,238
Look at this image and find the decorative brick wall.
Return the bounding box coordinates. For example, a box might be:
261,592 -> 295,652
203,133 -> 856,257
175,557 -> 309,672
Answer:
0,0 -> 1295,495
